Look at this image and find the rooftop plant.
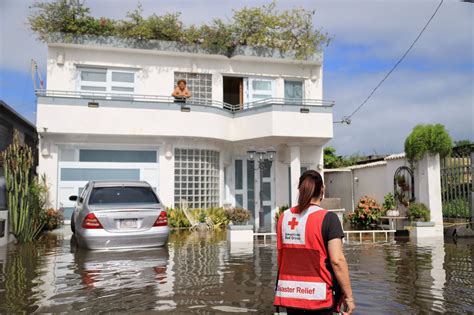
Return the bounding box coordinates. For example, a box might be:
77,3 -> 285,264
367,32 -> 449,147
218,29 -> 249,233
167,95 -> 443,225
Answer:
28,0 -> 331,59
404,124 -> 453,168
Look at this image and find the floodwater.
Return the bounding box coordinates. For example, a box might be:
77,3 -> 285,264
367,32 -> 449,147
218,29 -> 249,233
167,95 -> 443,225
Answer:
0,228 -> 473,314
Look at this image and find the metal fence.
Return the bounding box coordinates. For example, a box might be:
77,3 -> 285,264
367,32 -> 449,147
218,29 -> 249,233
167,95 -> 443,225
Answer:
441,144 -> 473,220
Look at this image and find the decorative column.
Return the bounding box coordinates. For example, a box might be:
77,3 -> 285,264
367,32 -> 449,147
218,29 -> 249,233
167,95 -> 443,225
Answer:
290,145 -> 301,206
412,153 -> 444,240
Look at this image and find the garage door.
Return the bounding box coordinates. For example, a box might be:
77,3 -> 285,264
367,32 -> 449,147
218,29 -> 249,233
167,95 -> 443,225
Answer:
58,148 -> 160,222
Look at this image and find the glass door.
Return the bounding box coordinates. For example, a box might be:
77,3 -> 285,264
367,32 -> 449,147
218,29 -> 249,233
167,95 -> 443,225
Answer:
244,78 -> 275,104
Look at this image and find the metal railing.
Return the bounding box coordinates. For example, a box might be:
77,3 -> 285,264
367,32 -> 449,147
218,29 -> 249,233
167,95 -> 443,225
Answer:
36,89 -> 334,113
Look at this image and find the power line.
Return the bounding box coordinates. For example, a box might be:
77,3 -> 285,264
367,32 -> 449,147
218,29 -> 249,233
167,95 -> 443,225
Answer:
335,0 -> 444,125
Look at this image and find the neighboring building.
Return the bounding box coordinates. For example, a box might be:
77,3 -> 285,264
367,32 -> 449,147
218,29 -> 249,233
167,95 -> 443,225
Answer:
36,35 -> 334,232
0,100 -> 38,246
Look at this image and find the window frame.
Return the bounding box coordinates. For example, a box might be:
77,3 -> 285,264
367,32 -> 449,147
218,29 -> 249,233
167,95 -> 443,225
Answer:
77,66 -> 136,97
284,80 -> 304,102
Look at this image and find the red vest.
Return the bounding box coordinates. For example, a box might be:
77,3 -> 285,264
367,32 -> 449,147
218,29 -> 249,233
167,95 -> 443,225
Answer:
274,205 -> 333,310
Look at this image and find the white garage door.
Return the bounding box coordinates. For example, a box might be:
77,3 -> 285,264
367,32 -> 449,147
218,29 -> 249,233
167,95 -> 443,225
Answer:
58,148 -> 160,222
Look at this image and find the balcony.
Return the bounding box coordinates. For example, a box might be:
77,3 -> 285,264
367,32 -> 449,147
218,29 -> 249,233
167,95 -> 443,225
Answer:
36,89 -> 334,143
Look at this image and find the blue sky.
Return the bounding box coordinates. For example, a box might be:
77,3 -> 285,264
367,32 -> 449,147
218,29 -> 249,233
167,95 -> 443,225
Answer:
0,0 -> 473,156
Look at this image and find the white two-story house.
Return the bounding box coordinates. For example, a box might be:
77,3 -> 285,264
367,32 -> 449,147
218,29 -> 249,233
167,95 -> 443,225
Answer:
36,34 -> 334,232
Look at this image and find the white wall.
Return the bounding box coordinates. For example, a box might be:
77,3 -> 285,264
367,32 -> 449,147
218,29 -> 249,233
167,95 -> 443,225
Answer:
353,165 -> 388,205
36,101 -> 333,143
47,45 -> 323,100
324,154 -> 444,229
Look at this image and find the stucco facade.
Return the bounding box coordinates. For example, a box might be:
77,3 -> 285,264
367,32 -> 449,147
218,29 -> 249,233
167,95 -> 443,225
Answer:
36,37 -> 333,232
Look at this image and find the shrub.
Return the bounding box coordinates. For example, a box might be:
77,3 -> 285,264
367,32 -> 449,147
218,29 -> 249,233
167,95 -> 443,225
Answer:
404,124 -> 453,168
382,193 -> 396,211
347,196 -> 383,227
205,207 -> 230,229
43,208 -> 63,231
167,207 -> 190,228
275,204 -> 289,222
442,198 -> 470,218
225,207 -> 251,224
407,203 -> 430,222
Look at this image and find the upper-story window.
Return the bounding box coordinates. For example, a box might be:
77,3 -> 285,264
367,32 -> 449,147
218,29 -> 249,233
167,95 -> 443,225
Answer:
78,67 -> 136,95
245,78 -> 275,103
174,72 -> 212,102
284,80 -> 303,102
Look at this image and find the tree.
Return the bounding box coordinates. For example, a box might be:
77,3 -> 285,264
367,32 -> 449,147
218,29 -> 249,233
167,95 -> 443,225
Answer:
404,124 -> 453,167
324,146 -> 364,169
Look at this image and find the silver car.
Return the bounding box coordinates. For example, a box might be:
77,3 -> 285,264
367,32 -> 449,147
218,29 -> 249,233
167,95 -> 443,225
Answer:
70,181 -> 169,250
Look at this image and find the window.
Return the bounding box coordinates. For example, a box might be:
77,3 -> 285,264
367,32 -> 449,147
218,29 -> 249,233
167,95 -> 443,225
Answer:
89,186 -> 159,205
245,78 -> 275,103
79,149 -> 157,163
78,67 -> 136,97
284,80 -> 303,102
174,148 -> 220,209
174,72 -> 212,102
60,168 -> 140,181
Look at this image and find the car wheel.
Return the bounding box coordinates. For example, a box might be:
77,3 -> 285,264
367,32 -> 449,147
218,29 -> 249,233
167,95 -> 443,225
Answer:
71,214 -> 75,233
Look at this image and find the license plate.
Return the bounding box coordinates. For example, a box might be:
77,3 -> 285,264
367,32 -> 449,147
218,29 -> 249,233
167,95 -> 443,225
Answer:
119,219 -> 138,229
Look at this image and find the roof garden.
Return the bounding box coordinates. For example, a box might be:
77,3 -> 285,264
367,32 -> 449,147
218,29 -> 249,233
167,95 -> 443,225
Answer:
29,1 -> 330,63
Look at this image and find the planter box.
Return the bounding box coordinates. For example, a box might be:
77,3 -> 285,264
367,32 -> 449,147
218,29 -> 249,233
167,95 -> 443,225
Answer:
227,225 -> 254,243
409,221 -> 444,242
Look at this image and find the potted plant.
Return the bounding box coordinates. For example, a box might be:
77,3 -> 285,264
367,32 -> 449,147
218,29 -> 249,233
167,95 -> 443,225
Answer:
225,207 -> 251,225
346,196 -> 383,229
383,193 -> 398,217
407,203 -> 430,222
225,207 -> 253,243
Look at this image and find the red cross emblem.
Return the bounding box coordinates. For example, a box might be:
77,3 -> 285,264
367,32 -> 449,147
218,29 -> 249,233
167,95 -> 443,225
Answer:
288,217 -> 299,230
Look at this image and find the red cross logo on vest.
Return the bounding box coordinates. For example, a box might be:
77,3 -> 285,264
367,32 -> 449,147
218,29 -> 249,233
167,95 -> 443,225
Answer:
288,217 -> 299,230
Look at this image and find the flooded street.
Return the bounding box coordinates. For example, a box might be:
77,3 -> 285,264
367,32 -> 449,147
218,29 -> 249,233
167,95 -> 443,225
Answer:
0,228 -> 473,314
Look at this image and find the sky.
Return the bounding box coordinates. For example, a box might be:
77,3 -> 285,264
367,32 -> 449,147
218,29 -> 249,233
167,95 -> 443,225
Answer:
0,0 -> 473,156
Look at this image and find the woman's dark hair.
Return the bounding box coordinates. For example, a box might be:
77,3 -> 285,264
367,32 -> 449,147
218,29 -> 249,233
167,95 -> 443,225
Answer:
297,170 -> 324,213
177,79 -> 187,85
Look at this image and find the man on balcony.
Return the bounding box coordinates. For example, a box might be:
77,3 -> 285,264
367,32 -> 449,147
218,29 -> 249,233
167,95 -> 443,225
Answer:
172,79 -> 192,103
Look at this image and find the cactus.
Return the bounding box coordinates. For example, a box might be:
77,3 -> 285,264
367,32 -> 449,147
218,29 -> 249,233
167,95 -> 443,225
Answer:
1,129 -> 44,243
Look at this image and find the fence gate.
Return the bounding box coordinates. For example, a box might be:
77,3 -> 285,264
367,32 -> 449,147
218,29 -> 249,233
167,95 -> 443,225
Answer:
440,144 -> 473,221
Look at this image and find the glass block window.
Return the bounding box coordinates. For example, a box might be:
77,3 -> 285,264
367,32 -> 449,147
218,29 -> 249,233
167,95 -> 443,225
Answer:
174,72 -> 212,101
174,148 -> 220,209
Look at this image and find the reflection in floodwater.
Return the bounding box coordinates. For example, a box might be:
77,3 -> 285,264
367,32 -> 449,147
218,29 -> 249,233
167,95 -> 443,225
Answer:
0,228 -> 473,314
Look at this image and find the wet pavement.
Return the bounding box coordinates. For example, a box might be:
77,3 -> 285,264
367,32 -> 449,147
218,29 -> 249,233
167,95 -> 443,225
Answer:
0,227 -> 473,314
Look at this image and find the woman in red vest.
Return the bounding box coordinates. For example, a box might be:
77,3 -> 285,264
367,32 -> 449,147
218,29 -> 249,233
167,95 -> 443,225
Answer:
274,170 -> 355,314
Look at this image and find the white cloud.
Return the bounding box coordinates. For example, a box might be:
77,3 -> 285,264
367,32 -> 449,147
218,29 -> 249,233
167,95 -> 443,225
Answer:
326,67 -> 474,155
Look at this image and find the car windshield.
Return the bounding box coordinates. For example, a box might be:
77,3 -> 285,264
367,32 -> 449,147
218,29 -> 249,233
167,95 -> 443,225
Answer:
88,186 -> 159,205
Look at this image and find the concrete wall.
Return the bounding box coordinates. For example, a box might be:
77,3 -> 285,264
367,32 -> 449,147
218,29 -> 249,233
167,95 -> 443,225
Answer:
324,154 -> 444,236
324,170 -> 353,212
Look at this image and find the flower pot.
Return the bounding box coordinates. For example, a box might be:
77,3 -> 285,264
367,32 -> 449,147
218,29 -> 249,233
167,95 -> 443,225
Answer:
386,210 -> 400,217
232,220 -> 248,226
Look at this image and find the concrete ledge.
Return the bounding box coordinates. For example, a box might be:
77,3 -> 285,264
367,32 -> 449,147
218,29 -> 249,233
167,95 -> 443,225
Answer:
412,221 -> 436,227
409,222 -> 444,241
227,225 -> 254,243
227,224 -> 253,231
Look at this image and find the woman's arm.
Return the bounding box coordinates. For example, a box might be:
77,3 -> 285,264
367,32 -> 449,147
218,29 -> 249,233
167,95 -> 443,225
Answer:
183,88 -> 191,97
328,238 -> 355,314
172,87 -> 181,97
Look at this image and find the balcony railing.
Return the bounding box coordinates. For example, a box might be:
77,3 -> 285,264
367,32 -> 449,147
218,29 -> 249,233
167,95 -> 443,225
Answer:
36,89 -> 335,112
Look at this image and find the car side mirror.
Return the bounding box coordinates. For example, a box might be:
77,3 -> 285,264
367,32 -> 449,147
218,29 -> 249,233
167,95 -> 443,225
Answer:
69,195 -> 78,201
